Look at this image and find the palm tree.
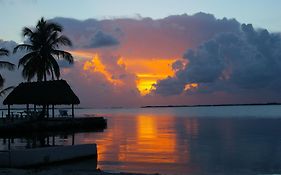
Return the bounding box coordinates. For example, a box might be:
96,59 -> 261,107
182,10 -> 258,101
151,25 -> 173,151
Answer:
13,18 -> 73,119
0,48 -> 15,95
14,17 -> 73,82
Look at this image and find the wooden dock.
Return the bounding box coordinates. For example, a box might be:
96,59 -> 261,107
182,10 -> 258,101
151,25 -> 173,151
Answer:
0,144 -> 97,168
0,117 -> 107,136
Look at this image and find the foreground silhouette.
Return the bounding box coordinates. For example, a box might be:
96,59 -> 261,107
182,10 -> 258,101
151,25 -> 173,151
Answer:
14,17 -> 73,82
0,48 -> 15,96
13,17 -> 74,118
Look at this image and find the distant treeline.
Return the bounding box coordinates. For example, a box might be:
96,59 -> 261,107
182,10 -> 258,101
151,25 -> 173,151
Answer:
141,102 -> 281,108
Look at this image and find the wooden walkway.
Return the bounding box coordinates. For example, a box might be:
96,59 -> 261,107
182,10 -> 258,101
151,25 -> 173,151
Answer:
0,117 -> 107,136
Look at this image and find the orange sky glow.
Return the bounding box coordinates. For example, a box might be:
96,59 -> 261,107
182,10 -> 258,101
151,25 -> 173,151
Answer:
122,58 -> 176,95
72,50 -> 177,96
83,54 -> 124,86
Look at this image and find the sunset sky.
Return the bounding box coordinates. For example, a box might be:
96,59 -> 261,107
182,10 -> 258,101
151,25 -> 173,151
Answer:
1,0 -> 281,107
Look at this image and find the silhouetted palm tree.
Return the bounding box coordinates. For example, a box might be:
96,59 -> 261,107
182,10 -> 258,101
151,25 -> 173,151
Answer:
14,17 -> 73,82
0,48 -> 15,90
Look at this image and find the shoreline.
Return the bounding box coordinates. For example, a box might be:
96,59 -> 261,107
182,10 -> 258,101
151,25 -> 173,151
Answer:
0,168 -> 160,175
0,156 -> 160,175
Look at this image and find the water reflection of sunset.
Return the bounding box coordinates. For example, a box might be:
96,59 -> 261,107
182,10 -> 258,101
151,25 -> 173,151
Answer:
135,115 -> 177,163
71,111 -> 202,174
65,109 -> 281,175
137,115 -> 157,139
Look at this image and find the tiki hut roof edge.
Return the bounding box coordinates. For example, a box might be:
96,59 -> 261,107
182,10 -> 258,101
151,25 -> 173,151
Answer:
3,80 -> 80,105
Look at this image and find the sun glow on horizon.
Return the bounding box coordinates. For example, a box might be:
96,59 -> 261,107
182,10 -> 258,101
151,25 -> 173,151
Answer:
77,50 -> 176,95
122,58 -> 176,96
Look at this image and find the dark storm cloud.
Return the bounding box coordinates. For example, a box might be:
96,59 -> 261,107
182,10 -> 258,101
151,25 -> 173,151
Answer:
152,76 -> 185,96
154,24 -> 281,96
88,31 -> 119,48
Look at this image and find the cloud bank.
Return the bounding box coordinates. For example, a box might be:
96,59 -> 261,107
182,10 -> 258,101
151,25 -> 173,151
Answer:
154,24 -> 281,102
52,13 -> 240,58
2,13 -> 280,107
88,31 -> 119,48
49,13 -> 247,106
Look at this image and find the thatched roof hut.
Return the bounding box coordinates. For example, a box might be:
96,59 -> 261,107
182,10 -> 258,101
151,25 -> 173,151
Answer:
3,80 -> 80,118
3,80 -> 79,105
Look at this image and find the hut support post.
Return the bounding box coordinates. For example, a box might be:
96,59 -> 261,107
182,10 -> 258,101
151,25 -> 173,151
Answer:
26,104 -> 29,117
72,133 -> 75,145
52,105 -> 54,118
46,105 -> 49,118
72,104 -> 74,119
52,136 -> 55,146
8,105 -> 10,117
8,138 -> 11,151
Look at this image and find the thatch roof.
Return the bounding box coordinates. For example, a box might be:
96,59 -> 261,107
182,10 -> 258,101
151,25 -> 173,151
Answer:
3,80 -> 80,105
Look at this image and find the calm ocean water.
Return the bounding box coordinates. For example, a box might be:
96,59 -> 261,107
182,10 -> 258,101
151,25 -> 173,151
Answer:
3,105 -> 281,175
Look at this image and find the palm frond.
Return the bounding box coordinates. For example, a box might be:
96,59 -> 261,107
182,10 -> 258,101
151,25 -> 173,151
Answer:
18,51 -> 38,68
37,17 -> 47,30
49,55 -> 60,79
22,58 -> 39,81
22,68 -> 35,82
13,44 -> 34,53
22,27 -> 34,37
0,86 -> 14,97
46,22 -> 63,32
47,31 -> 59,45
0,74 -> 4,88
52,50 -> 74,64
52,35 -> 72,47
0,48 -> 9,56
0,61 -> 15,70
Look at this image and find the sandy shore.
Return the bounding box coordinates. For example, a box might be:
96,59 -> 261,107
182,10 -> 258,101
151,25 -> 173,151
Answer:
0,168 -> 160,175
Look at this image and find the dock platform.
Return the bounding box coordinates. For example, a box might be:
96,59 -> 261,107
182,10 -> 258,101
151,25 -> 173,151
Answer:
0,117 -> 107,136
0,144 -> 97,168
